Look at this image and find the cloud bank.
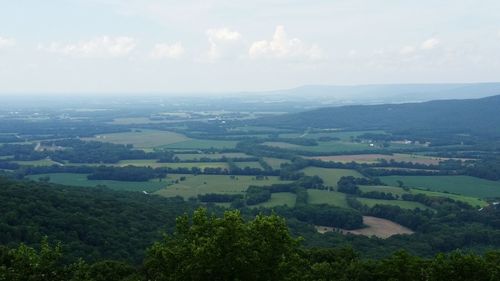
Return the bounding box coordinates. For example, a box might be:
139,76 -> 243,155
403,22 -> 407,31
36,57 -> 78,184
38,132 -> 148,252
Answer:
39,36 -> 136,58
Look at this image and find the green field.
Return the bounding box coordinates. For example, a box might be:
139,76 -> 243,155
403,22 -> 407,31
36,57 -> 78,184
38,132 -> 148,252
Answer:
234,162 -> 262,169
381,175 -> 500,199
253,192 -> 296,208
116,160 -> 229,170
308,153 -> 451,165
263,157 -> 291,169
264,141 -> 377,153
162,139 -> 238,150
155,175 -> 286,199
358,185 -> 409,196
85,129 -> 190,149
302,167 -> 364,188
280,130 -> 385,141
175,153 -> 250,161
358,185 -> 487,207
306,189 -> 349,208
357,198 -> 431,210
26,173 -> 171,193
13,159 -> 62,166
410,189 -> 488,207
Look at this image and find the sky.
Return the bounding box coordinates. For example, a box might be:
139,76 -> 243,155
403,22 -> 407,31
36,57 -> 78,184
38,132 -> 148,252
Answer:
0,0 -> 499,94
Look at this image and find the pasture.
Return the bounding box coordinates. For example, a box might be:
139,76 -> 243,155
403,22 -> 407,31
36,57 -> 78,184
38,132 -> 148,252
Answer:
234,162 -> 262,169
317,216 -> 414,239
380,175 -> 500,199
357,198 -> 432,210
306,189 -> 349,208
85,129 -> 190,149
264,141 -> 376,153
116,160 -> 229,170
155,175 -> 286,199
161,139 -> 238,150
263,157 -> 291,169
252,192 -> 296,208
280,130 -> 385,141
175,153 -> 251,161
13,159 -> 62,166
301,167 -> 364,188
308,153 -> 453,165
26,173 -> 171,193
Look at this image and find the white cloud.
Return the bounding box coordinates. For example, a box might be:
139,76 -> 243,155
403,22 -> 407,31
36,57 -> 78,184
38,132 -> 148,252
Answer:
206,27 -> 242,61
0,36 -> 16,49
151,42 -> 185,59
420,37 -> 440,50
39,36 -> 136,58
400,45 -> 416,55
249,26 -> 323,60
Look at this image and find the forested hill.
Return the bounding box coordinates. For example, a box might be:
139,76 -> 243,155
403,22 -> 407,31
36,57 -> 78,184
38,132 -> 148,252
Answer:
253,95 -> 500,138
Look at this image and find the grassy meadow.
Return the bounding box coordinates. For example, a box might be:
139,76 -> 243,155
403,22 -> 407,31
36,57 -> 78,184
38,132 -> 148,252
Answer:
26,173 -> 172,193
155,175 -> 286,199
381,175 -> 500,199
301,167 -> 364,188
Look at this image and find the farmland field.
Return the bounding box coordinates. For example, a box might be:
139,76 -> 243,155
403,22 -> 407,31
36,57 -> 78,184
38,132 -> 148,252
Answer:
357,198 -> 431,210
26,173 -> 171,192
161,139 -> 238,150
308,153 -> 456,165
358,185 -> 487,207
253,192 -> 296,208
155,175 -> 286,199
262,157 -> 291,169
85,129 -> 190,149
116,160 -> 229,170
306,189 -> 349,208
358,185 -> 409,196
411,189 -> 487,207
301,167 -> 364,188
175,153 -> 251,161
317,216 -> 414,238
380,175 -> 500,198
264,141 -> 376,153
280,130 -> 385,141
234,161 -> 262,169
13,159 -> 63,166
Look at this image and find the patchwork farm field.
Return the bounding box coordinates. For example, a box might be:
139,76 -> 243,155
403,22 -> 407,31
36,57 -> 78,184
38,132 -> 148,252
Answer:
155,175 -> 286,199
263,157 -> 291,169
358,185 -> 487,207
306,189 -> 349,208
85,129 -> 190,149
26,173 -> 172,193
264,141 -> 376,153
252,192 -> 296,208
381,175 -> 500,198
357,198 -> 431,210
302,167 -> 364,188
279,130 -> 385,141
161,139 -> 238,150
317,216 -> 414,239
13,159 -> 62,166
234,161 -> 262,169
115,160 -> 229,170
175,153 -> 251,161
308,153 -> 456,165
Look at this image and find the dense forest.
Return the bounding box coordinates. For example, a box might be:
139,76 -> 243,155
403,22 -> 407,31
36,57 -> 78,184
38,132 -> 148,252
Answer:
1,207 -> 499,281
253,95 -> 500,140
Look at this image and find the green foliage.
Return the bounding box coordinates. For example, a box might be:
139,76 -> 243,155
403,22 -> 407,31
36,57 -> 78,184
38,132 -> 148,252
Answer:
144,208 -> 303,281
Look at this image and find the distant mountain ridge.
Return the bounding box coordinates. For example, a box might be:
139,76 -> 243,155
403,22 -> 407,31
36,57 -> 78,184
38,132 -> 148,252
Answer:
255,82 -> 500,104
253,94 -> 500,139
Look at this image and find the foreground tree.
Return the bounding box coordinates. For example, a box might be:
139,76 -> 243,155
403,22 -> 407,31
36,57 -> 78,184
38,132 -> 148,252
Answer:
144,208 -> 305,281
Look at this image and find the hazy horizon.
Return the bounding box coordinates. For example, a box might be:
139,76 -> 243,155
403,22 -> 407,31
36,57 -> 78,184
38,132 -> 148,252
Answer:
1,0 -> 500,94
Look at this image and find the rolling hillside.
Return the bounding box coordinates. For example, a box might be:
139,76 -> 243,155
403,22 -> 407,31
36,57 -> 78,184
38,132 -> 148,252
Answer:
254,95 -> 500,138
